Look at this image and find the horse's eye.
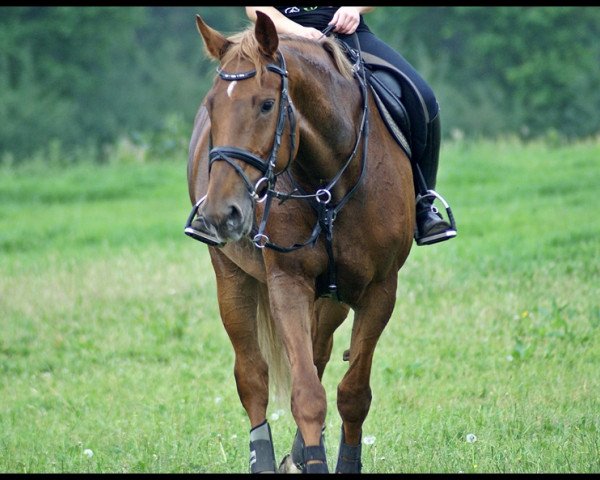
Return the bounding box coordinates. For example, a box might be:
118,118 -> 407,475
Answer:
261,100 -> 275,113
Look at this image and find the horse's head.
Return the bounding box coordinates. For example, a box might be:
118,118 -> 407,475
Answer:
192,12 -> 299,245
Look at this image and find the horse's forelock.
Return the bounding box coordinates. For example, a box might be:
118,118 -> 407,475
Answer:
221,27 -> 267,80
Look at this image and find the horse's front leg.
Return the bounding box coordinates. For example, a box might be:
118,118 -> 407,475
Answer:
335,276 -> 399,473
209,248 -> 276,473
280,298 -> 350,473
267,271 -> 329,474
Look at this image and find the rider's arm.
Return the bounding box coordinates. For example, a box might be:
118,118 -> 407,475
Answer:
245,7 -> 323,40
246,6 -> 376,39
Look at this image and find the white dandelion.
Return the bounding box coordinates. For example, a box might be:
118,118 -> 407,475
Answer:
83,449 -> 94,458
270,409 -> 285,421
466,433 -> 477,443
363,435 -> 376,445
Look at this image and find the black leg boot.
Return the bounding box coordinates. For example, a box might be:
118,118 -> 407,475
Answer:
413,113 -> 457,246
249,420 -> 277,473
278,426 -> 327,473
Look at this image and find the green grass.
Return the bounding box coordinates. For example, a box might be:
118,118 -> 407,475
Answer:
1,138 -> 599,473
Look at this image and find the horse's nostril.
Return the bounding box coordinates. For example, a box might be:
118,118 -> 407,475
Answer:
226,204 -> 243,229
229,205 -> 241,222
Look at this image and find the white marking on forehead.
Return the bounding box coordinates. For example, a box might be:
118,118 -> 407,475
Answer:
227,81 -> 237,98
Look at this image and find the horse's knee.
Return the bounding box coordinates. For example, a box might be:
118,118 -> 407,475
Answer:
290,376 -> 327,445
291,380 -> 326,424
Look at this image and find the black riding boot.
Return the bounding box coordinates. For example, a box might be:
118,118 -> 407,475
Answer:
413,113 -> 457,246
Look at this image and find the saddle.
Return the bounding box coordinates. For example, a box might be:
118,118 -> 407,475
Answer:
337,38 -> 413,159
364,63 -> 412,159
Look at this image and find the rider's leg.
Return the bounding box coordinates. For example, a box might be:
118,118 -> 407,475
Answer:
413,113 -> 457,245
350,30 -> 456,245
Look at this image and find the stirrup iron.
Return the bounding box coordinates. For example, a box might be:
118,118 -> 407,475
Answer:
415,189 -> 457,246
183,195 -> 224,247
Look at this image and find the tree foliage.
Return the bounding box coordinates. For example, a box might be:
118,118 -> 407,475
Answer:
1,6 -> 598,161
368,7 -> 600,139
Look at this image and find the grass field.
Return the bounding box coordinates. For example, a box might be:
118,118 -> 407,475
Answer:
1,138 -> 599,473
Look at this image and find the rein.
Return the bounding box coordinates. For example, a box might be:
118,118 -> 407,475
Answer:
206,33 -> 370,299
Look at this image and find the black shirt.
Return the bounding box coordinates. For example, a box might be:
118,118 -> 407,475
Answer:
274,6 -> 371,33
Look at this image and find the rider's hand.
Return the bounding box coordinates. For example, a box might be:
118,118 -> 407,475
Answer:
329,7 -> 361,35
296,26 -> 325,41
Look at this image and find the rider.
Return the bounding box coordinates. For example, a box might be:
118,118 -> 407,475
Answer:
245,6 -> 457,246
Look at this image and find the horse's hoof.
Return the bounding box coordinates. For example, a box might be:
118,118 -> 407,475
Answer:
278,454 -> 302,474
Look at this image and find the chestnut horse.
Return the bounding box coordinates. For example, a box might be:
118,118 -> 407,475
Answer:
186,12 -> 414,474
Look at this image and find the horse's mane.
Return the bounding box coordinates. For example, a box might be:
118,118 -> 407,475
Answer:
220,25 -> 354,82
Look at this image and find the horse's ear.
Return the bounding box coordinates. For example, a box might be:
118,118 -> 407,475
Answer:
195,14 -> 231,61
254,10 -> 279,58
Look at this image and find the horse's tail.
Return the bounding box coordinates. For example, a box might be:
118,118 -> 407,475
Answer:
256,285 -> 291,407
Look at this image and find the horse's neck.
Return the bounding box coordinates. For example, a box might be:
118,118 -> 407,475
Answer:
286,47 -> 364,184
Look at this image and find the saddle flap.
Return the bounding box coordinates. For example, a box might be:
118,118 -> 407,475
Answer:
365,65 -> 412,157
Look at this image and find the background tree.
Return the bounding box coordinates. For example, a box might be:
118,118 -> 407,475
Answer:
1,6 -> 598,162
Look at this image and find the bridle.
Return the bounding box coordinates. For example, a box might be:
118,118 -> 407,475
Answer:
207,51 -> 297,204
186,35 -> 370,298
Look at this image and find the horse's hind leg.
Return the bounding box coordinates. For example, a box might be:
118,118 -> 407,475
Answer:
335,277 -> 398,473
208,248 -> 275,473
280,298 -> 350,473
313,298 -> 351,380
